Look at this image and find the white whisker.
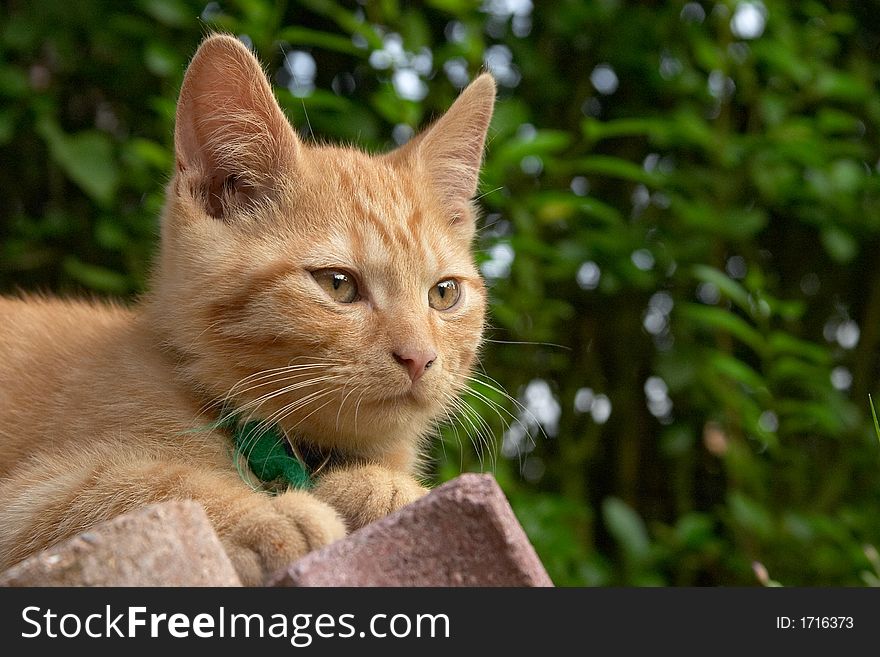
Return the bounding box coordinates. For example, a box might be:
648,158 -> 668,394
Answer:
336,383 -> 360,433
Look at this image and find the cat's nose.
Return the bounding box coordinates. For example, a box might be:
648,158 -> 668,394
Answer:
393,349 -> 437,383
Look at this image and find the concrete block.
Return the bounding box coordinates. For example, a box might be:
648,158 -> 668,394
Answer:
0,500 -> 241,586
269,473 -> 553,587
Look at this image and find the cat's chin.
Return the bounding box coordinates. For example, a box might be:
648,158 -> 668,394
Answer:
368,386 -> 441,416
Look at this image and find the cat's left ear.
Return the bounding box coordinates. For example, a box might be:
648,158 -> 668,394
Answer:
405,74 -> 496,222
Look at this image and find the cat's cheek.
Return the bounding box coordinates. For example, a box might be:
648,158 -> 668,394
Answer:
458,345 -> 478,375
447,312 -> 485,375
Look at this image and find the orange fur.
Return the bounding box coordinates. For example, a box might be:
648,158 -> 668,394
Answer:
0,35 -> 495,585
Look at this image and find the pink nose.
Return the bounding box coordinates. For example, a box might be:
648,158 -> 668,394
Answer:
393,349 -> 437,383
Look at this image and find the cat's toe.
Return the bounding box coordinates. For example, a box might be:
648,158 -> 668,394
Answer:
270,488 -> 347,551
223,542 -> 265,586
312,464 -> 428,531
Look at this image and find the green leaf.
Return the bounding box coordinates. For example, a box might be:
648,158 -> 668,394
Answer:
277,87 -> 355,113
576,197 -> 624,225
821,227 -> 857,264
580,116 -> 672,143
775,399 -> 851,436
524,190 -> 624,226
829,159 -> 863,194
278,26 -> 364,55
816,108 -> 865,136
425,0 -> 479,12
36,119 -> 119,204
62,257 -> 130,294
94,219 -> 129,251
398,7 -> 431,49
491,130 -> 572,170
691,265 -> 752,312
767,332 -> 830,364
692,35 -> 723,71
751,40 -> 812,84
707,352 -> 766,391
766,357 -> 825,386
138,0 -> 189,26
679,303 -> 766,355
728,491 -> 774,540
675,512 -> 715,549
124,138 -> 172,171
298,0 -> 384,49
143,42 -> 181,77
813,70 -> 870,102
570,155 -> 659,187
602,497 -> 650,562
671,197 -> 767,239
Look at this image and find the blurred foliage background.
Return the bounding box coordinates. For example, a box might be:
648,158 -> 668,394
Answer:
3,0 -> 880,586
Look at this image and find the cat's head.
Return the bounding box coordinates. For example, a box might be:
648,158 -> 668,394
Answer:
149,35 -> 495,469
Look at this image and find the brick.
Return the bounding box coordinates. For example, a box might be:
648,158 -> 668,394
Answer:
0,500 -> 241,586
269,473 -> 553,587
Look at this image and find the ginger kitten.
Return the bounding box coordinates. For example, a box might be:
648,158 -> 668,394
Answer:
0,34 -> 495,585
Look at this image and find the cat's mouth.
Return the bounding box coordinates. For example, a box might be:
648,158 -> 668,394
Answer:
377,379 -> 436,403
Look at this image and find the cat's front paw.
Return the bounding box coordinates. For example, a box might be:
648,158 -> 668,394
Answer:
222,489 -> 346,585
311,464 -> 428,531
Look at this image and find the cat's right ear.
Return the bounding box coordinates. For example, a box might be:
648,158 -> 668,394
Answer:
174,34 -> 299,219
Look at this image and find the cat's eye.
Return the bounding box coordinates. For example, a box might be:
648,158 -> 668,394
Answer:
429,279 -> 461,311
312,269 -> 359,304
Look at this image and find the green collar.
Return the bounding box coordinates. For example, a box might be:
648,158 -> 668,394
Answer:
218,410 -> 314,491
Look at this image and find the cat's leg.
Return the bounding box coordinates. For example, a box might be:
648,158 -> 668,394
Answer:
0,448 -> 345,585
311,463 -> 429,531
